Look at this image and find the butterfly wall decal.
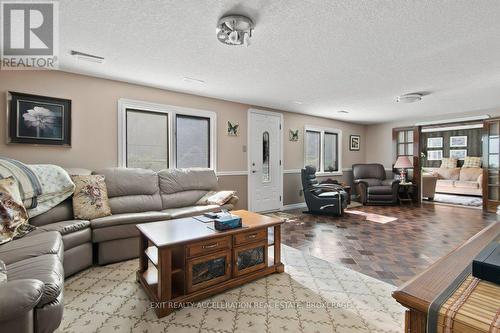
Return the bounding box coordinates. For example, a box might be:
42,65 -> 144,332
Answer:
289,129 -> 299,141
227,121 -> 239,136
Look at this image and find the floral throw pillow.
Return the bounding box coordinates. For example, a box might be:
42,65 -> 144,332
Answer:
71,175 -> 112,220
0,177 -> 32,244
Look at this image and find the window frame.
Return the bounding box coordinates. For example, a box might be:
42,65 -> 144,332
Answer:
118,98 -> 216,171
303,125 -> 343,176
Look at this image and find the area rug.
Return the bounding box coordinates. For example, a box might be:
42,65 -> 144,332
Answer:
433,193 -> 482,207
58,245 -> 404,333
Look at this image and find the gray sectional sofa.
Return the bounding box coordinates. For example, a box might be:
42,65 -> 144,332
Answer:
0,167 -> 237,333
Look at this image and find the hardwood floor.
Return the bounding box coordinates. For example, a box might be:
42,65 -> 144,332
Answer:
274,203 -> 497,286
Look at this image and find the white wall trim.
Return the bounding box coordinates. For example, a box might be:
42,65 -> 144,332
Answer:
283,169 -> 301,174
281,202 -> 307,211
421,123 -> 483,132
117,98 -> 217,171
216,171 -> 249,176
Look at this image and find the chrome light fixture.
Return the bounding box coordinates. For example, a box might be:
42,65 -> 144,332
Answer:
216,15 -> 254,46
396,93 -> 423,103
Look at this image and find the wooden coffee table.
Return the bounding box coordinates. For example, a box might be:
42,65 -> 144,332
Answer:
136,210 -> 284,318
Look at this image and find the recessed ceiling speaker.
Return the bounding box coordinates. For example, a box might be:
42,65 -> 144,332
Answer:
396,93 -> 423,103
216,15 -> 254,46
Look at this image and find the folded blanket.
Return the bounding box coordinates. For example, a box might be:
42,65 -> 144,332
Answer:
0,157 -> 75,217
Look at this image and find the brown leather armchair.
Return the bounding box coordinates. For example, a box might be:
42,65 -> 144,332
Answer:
353,163 -> 400,205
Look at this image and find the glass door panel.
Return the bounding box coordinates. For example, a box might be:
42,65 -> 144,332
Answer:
485,120 -> 500,211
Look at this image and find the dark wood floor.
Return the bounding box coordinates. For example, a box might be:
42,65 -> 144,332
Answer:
275,203 -> 497,286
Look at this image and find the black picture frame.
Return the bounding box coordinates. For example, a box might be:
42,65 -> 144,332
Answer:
7,91 -> 71,146
350,135 -> 360,151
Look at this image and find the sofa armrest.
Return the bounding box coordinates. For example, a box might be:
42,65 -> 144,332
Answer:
0,279 -> 44,322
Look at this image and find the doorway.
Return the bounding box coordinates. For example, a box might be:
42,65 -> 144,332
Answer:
247,109 -> 283,212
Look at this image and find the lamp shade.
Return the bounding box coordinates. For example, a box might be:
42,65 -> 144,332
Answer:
394,156 -> 413,169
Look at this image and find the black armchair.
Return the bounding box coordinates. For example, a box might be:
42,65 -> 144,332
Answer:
352,163 -> 400,205
301,166 -> 348,216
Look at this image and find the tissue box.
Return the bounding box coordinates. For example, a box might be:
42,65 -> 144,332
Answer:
214,215 -> 242,231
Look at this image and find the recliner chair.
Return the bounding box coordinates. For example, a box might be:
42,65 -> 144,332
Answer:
301,166 -> 348,216
352,163 -> 400,205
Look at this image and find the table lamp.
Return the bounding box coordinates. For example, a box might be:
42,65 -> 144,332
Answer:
394,156 -> 413,183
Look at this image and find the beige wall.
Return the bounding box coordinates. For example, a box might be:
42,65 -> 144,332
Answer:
0,70 -> 366,207
365,108 -> 500,168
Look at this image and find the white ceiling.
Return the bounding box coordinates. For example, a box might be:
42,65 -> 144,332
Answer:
59,0 -> 500,124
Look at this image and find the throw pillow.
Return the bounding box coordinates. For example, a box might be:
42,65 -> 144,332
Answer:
440,158 -> 458,168
72,175 -> 112,220
196,191 -> 236,206
462,156 -> 481,168
0,177 -> 31,244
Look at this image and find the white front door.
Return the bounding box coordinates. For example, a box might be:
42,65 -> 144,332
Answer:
248,110 -> 282,212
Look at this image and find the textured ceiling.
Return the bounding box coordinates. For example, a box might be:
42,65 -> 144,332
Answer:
59,0 -> 500,124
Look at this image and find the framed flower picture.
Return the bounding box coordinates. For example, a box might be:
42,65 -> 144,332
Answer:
7,92 -> 71,146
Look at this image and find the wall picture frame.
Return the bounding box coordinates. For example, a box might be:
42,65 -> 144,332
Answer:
7,91 -> 72,146
350,135 -> 360,151
427,137 -> 443,148
450,149 -> 467,160
289,129 -> 299,141
450,136 -> 467,147
427,150 -> 443,161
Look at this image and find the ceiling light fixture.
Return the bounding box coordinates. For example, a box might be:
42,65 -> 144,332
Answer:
216,15 -> 254,47
292,101 -> 303,105
183,77 -> 205,84
396,93 -> 423,103
70,50 -> 104,63
337,110 -> 349,114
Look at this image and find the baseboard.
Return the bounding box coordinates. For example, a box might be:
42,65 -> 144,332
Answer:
281,202 -> 307,211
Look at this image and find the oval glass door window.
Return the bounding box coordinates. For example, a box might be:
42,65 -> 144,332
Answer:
263,131 -> 270,182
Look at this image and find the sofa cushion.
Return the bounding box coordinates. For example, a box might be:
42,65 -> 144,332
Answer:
434,168 -> 460,180
161,190 -> 208,209
162,205 -> 221,219
158,168 -> 218,194
356,178 -> 383,187
29,199 -> 74,227
0,231 -> 62,265
93,168 -> 163,214
37,220 -> 90,235
91,211 -> 171,229
367,186 -> 392,195
454,181 -> 480,189
436,179 -> 456,187
94,168 -> 159,197
6,254 -> 63,307
459,168 -> 482,182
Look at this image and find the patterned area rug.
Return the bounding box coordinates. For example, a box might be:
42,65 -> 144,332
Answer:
58,245 -> 404,333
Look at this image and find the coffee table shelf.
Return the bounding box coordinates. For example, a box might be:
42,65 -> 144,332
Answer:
136,210 -> 284,318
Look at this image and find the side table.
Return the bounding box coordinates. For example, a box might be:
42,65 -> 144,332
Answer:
399,183 -> 417,204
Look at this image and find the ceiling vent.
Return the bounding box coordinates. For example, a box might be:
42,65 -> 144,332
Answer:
216,15 -> 254,47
